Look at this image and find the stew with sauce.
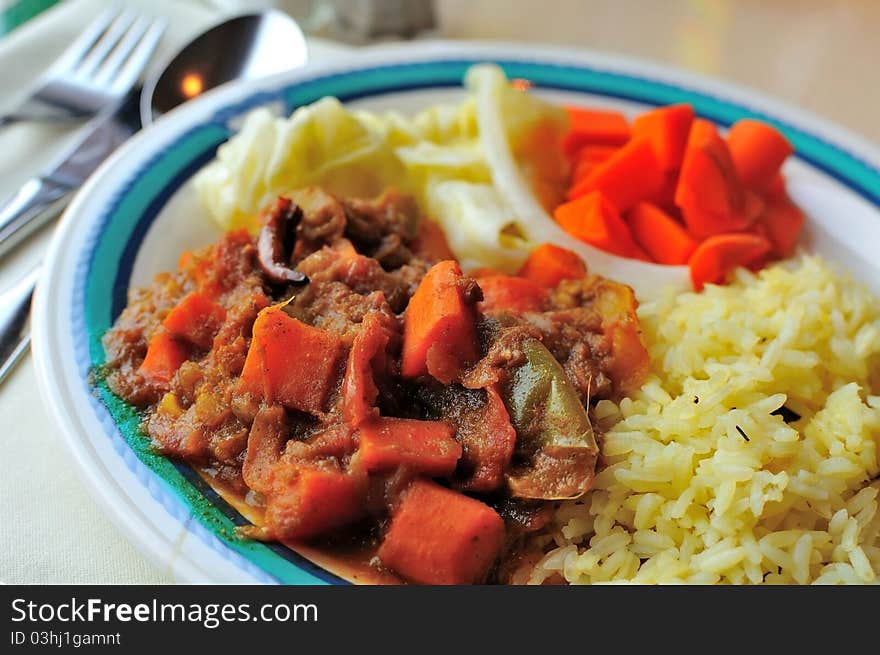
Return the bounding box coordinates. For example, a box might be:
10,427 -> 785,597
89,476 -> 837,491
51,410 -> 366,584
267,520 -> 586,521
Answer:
101,187 -> 648,584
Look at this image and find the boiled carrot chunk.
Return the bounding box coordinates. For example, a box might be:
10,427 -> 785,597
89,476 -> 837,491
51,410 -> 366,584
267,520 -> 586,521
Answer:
688,233 -> 772,291
341,313 -> 390,427
675,119 -> 757,238
409,219 -> 456,262
726,119 -> 794,191
377,479 -> 506,585
759,195 -> 805,257
631,103 -> 695,171
356,417 -> 462,476
264,463 -> 365,541
518,243 -> 587,288
562,106 -> 631,157
401,260 -> 479,384
139,331 -> 189,385
555,191 -> 643,258
764,172 -> 787,200
477,274 -> 548,313
571,145 -> 618,185
162,291 -> 227,349
566,138 -> 665,212
627,201 -> 698,265
468,266 -> 504,279
239,306 -> 345,414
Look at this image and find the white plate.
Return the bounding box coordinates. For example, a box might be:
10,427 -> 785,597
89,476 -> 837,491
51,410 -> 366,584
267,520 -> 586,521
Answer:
31,42 -> 880,584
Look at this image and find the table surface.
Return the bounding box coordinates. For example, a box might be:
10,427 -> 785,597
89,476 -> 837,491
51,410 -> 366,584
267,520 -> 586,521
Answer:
1,0 -> 878,584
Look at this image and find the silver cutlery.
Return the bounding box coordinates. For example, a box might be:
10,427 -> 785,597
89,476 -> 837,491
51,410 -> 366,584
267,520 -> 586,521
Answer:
0,9 -> 311,385
0,103 -> 141,259
0,9 -> 165,128
0,266 -> 39,385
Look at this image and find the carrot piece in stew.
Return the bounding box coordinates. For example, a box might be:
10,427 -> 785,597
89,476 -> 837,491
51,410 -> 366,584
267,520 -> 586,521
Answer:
162,291 -> 227,349
631,103 -> 695,171
401,260 -> 479,384
341,313 -> 390,427
239,306 -> 345,414
476,274 -> 549,313
627,201 -> 698,265
675,119 -> 757,238
688,233 -> 772,291
566,138 -> 665,212
758,195 -> 805,257
518,243 -> 587,288
555,191 -> 643,258
356,417 -> 462,477
264,464 -> 365,541
409,219 -> 456,262
377,479 -> 506,585
139,331 -> 189,386
562,106 -> 631,157
726,119 -> 794,191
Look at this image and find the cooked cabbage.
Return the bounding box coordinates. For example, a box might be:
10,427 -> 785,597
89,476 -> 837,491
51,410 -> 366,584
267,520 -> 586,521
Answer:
193,64 -> 689,297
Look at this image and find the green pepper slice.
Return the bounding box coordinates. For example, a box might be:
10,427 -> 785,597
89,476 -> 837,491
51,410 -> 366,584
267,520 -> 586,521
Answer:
502,339 -> 598,500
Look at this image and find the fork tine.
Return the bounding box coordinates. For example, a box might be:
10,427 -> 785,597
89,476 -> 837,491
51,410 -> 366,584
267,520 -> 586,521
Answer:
75,9 -> 137,79
92,16 -> 151,88
108,18 -> 167,96
46,8 -> 119,75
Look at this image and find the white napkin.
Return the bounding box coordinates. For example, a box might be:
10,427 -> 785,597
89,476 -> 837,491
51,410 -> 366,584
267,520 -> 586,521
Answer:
0,0 -> 350,583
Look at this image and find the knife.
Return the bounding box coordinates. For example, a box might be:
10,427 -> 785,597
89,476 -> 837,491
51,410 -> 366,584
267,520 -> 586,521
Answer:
0,93 -> 141,385
0,96 -> 139,259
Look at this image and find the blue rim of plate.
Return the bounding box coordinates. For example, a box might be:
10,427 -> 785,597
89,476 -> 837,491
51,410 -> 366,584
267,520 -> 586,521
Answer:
75,58 -> 880,585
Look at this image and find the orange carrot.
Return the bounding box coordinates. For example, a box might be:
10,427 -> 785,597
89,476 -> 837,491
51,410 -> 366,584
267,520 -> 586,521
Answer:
401,260 -> 479,384
139,331 -> 189,386
627,201 -> 698,265
377,479 -> 505,585
409,219 -> 456,262
650,171 -> 679,210
571,144 -> 618,184
468,266 -> 503,279
726,119 -> 794,191
675,119 -> 756,238
555,191 -> 643,257
566,138 -> 665,212
764,172 -> 787,200
356,417 -> 462,477
562,106 -> 630,157
239,306 -> 345,414
341,313 -> 391,427
688,233 -> 772,290
264,464 -> 365,541
631,103 -> 695,171
518,243 -> 587,288
477,274 -> 548,313
758,195 -> 805,257
162,292 -> 226,349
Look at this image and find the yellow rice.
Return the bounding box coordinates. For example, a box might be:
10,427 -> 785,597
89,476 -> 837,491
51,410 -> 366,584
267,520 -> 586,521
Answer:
528,256 -> 880,585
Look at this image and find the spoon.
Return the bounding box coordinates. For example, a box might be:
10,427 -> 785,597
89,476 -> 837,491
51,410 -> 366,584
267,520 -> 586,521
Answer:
0,10 -> 309,386
140,9 -> 308,126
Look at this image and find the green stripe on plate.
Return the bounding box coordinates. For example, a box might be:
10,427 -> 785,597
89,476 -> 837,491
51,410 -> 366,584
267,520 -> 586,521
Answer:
0,0 -> 59,36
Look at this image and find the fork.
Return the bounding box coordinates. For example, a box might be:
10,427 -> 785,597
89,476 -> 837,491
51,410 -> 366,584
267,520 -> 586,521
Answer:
0,9 -> 165,127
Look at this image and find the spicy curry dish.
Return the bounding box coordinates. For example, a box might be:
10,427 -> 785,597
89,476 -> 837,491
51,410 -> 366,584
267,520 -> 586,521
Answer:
103,186 -> 646,585
100,65 -> 880,584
